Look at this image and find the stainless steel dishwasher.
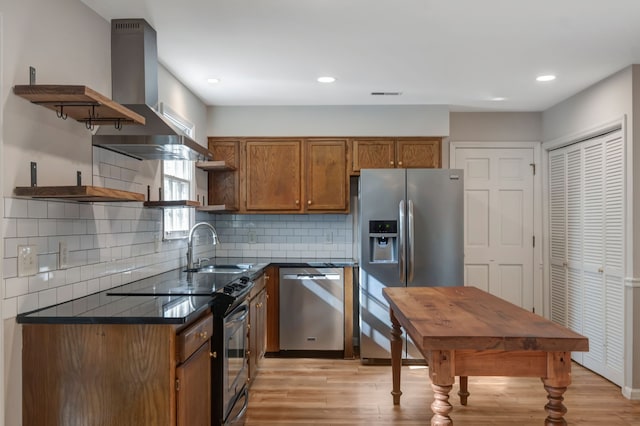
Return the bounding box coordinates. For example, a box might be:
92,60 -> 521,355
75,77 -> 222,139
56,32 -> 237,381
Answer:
279,268 -> 344,351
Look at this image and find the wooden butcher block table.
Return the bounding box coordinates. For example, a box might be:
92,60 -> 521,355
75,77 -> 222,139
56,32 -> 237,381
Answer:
383,286 -> 589,426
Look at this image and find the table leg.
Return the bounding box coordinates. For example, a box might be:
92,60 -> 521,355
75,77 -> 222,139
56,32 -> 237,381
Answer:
390,307 -> 403,405
542,351 -> 572,426
457,376 -> 469,405
429,350 -> 455,426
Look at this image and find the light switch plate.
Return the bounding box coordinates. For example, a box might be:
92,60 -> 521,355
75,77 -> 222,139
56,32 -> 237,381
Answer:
18,245 -> 38,277
59,241 -> 68,269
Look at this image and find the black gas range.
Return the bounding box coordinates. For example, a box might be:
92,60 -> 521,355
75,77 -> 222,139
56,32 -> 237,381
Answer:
209,276 -> 254,426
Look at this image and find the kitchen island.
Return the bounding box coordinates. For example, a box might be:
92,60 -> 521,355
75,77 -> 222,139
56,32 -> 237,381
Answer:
383,286 -> 589,426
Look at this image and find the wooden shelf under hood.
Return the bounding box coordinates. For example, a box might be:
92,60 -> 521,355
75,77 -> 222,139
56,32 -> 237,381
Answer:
13,85 -> 145,128
143,200 -> 201,208
14,186 -> 145,202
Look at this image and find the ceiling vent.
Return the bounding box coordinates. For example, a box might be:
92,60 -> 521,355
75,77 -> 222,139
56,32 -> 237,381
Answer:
371,92 -> 402,96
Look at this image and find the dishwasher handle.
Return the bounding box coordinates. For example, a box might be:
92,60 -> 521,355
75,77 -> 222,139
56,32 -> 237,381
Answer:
282,273 -> 341,280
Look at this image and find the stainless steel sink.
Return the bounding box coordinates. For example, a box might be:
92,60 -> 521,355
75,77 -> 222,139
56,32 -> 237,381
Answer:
186,264 -> 252,274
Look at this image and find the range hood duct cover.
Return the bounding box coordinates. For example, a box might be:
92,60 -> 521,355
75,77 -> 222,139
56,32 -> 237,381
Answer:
92,19 -> 212,161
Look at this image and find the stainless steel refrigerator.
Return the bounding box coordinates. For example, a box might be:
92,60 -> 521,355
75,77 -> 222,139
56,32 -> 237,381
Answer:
358,168 -> 464,361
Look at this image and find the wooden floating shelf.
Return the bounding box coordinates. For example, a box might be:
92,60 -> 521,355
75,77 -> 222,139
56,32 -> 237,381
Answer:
143,200 -> 201,208
195,161 -> 236,171
196,205 -> 238,213
14,186 -> 145,202
13,85 -> 145,128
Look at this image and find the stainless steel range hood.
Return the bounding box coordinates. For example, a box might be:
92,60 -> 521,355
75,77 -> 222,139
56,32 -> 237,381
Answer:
93,19 -> 212,161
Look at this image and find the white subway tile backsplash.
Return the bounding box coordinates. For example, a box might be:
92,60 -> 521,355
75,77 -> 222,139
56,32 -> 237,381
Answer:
47,202 -> 66,219
4,194 -> 355,320
17,293 -> 38,314
56,284 -> 73,303
3,299 -> 18,320
39,288 -> 57,309
5,198 -> 28,218
28,273 -> 49,293
28,200 -> 48,219
5,277 -> 28,298
39,219 -> 57,236
3,218 -> 17,238
17,218 -> 38,237
72,282 -> 88,299
3,258 -> 17,278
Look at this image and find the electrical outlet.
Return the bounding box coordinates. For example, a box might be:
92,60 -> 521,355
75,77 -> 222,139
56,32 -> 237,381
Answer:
247,229 -> 257,244
18,245 -> 38,277
154,234 -> 161,253
324,230 -> 333,244
59,241 -> 69,269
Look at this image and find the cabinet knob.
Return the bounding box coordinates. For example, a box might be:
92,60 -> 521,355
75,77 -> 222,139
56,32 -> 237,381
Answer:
197,331 -> 208,340
295,200 -> 299,205
390,161 -> 394,166
598,267 -> 604,273
398,161 -> 403,166
210,351 -> 217,359
308,200 -> 312,205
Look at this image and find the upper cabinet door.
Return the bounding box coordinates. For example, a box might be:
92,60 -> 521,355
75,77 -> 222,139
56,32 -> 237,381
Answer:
396,138 -> 441,168
353,139 -> 395,171
306,139 -> 348,212
245,140 -> 302,211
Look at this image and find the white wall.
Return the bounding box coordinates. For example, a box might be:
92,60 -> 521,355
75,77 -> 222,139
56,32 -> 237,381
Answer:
206,105 -> 450,136
447,111 -> 542,166
542,65 -> 640,398
450,112 -> 542,141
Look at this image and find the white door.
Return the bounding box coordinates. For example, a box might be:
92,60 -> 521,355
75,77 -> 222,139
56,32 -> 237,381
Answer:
453,147 -> 535,310
547,130 -> 624,386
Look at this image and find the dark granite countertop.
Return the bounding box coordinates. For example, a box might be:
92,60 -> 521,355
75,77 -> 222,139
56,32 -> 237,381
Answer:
16,258 -> 356,325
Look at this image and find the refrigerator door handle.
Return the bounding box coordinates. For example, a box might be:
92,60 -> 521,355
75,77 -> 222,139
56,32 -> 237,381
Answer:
408,199 -> 415,282
399,200 -> 405,282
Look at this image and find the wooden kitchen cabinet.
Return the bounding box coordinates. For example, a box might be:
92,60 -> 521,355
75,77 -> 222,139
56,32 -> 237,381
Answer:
22,312 -> 213,426
245,139 -> 302,211
176,341 -> 212,426
248,272 -> 268,384
265,266 -> 280,353
352,139 -> 395,170
204,139 -> 241,212
305,139 -> 349,212
352,137 -> 441,173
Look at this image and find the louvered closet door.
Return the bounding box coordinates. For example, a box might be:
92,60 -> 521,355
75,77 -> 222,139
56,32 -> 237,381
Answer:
547,129 -> 624,386
581,138 -> 605,373
566,145 -> 584,366
602,133 -> 624,384
548,150 -> 568,327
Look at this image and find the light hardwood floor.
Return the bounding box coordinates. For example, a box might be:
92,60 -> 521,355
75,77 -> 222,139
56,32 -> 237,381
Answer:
246,357 -> 640,425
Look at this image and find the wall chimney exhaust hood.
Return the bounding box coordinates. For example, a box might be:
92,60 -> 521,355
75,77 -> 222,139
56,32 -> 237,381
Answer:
92,19 -> 212,161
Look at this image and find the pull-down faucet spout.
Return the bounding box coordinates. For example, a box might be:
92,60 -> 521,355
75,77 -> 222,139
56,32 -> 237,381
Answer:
186,222 -> 219,271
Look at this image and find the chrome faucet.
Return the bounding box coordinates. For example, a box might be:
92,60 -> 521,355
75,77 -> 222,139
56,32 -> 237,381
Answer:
186,222 -> 219,271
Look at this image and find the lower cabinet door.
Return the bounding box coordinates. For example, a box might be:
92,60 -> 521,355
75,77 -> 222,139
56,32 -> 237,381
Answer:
176,341 -> 212,426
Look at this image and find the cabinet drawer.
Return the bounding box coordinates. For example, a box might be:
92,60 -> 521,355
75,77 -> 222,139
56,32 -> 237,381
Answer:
177,313 -> 213,363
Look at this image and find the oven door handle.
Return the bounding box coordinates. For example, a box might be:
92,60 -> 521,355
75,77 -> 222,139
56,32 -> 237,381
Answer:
226,387 -> 248,425
226,304 -> 249,325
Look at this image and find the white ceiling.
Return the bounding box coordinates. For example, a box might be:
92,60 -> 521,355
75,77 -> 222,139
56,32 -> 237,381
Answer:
80,0 -> 640,111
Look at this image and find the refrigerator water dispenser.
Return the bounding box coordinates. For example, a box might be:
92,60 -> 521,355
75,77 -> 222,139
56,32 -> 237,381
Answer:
369,220 -> 398,263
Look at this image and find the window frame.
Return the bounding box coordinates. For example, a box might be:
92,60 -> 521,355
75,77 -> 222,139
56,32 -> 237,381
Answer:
160,103 -> 196,241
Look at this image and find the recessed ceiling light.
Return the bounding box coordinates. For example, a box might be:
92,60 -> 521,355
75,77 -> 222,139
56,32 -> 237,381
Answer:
207,78 -> 220,84
536,75 -> 556,82
490,97 -> 507,101
317,76 -> 336,83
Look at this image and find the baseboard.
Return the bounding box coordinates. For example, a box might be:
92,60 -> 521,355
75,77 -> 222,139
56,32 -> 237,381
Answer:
622,386 -> 640,400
